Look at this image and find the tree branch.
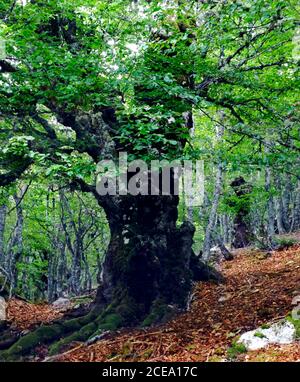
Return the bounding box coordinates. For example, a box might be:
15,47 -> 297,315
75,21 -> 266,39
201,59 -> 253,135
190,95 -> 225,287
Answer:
0,60 -> 17,73
0,159 -> 32,188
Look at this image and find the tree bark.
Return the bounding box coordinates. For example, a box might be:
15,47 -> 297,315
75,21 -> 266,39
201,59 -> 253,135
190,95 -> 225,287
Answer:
265,141 -> 275,247
282,173 -> 292,231
5,186 -> 26,295
290,179 -> 300,232
274,175 -> 286,234
98,194 -> 213,324
230,177 -> 253,248
0,205 -> 7,266
202,118 -> 225,261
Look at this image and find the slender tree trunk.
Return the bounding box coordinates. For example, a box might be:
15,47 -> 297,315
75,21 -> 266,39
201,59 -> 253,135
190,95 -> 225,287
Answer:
282,173 -> 292,231
0,205 -> 7,266
275,175 -> 286,234
82,253 -> 92,293
6,187 -> 26,295
202,163 -> 223,261
48,227 -> 62,302
56,241 -> 67,298
265,142 -> 275,246
290,179 -> 300,232
202,120 -> 225,262
220,214 -> 232,245
231,177 -> 253,248
20,254 -> 30,299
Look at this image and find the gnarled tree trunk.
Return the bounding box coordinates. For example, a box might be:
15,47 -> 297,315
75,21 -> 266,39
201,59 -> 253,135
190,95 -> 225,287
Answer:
99,194 -> 198,325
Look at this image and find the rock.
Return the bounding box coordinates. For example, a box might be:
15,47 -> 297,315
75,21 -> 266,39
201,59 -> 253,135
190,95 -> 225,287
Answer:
0,296 -> 6,321
52,297 -> 72,311
237,320 -> 296,351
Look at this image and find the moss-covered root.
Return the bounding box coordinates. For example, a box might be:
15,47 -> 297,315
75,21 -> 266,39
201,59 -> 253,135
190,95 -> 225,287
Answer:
0,306 -> 102,361
48,312 -> 123,356
142,299 -> 176,327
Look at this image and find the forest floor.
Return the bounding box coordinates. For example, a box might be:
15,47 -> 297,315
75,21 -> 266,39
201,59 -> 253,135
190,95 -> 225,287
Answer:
6,232 -> 300,362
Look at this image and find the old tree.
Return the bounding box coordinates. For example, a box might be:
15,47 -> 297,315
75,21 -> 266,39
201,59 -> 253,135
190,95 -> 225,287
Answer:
0,0 -> 299,359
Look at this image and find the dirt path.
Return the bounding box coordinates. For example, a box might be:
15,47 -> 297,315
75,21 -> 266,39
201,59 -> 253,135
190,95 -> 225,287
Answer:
57,244 -> 300,362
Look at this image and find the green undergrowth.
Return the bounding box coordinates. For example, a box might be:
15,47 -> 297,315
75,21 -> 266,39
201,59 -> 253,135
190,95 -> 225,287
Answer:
227,341 -> 247,360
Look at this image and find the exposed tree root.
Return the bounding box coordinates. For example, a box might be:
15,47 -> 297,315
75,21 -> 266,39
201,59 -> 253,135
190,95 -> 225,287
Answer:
0,323 -> 20,351
0,304 -> 103,361
0,292 -> 139,360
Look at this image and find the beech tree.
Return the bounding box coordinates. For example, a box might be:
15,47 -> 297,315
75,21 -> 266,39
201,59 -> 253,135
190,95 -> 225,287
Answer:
0,0 -> 299,359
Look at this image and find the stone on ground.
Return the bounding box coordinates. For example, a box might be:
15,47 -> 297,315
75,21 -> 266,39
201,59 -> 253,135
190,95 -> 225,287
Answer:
52,297 -> 72,311
238,320 -> 296,351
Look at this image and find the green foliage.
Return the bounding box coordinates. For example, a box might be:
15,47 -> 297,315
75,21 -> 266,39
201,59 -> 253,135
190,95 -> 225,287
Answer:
254,331 -> 266,339
227,341 -> 247,359
0,0 -> 299,305
16,252 -> 48,300
261,323 -> 271,329
142,299 -> 174,327
274,237 -> 298,250
0,0 -> 298,167
2,136 -> 35,158
287,315 -> 300,339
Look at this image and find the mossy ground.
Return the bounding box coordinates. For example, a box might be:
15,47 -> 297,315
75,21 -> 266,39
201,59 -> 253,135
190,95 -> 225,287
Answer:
227,341 -> 247,359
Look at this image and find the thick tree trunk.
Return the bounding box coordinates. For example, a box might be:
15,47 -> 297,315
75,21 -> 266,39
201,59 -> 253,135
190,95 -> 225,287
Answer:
98,194 -> 210,325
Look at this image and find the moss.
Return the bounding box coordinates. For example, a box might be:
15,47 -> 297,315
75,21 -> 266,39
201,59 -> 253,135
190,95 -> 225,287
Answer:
254,331 -> 266,339
49,312 -> 124,356
49,321 -> 98,356
275,237 -> 298,250
62,317 -> 83,332
84,312 -> 125,340
98,313 -> 122,331
208,355 -> 225,362
71,296 -> 94,305
287,315 -> 300,338
141,300 -> 174,327
227,341 -> 247,359
261,323 -> 271,329
115,299 -> 139,323
0,324 -> 63,360
0,305 -> 106,360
